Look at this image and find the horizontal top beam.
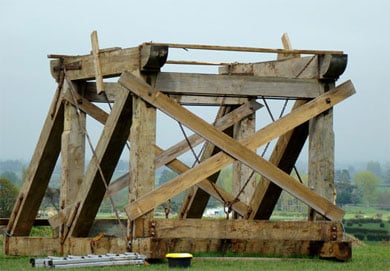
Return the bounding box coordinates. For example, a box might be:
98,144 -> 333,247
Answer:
143,42 -> 344,55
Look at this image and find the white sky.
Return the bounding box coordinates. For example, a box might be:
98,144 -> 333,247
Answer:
0,0 -> 389,164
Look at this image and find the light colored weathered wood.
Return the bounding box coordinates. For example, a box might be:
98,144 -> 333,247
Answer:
131,237 -> 350,260
68,83 -> 133,237
144,42 -> 343,55
233,100 -> 256,206
120,72 -> 353,221
156,100 -> 262,168
168,95 -> 249,105
309,81 -> 336,219
8,89 -> 64,236
60,82 -> 86,238
90,31 -> 104,94
143,219 -> 343,241
49,45 -> 168,81
219,54 -> 347,80
84,82 -> 249,105
5,236 -> 126,256
155,72 -> 321,98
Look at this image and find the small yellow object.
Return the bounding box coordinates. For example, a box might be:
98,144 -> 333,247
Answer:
166,253 -> 193,259
166,253 -> 193,268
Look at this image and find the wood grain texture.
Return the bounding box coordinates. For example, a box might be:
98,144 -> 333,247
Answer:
156,72 -> 321,98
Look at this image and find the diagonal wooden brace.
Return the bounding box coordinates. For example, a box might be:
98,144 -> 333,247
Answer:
119,71 -> 355,221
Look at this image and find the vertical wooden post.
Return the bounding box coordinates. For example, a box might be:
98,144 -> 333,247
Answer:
60,97 -> 85,238
308,81 -> 336,219
232,100 -> 256,206
129,73 -> 157,238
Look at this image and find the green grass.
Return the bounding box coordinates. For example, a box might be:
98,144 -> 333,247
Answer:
1,238 -> 389,271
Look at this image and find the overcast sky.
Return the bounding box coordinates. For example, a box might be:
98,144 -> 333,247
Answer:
0,0 -> 389,164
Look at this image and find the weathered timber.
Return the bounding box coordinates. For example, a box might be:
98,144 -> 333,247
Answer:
232,100 -> 256,206
90,31 -> 104,94
144,42 -> 344,55
50,45 -> 168,81
140,219 -> 343,241
84,82 -> 249,105
5,236 -> 126,256
309,81 -> 336,220
61,87 -> 250,217
68,82 -> 133,237
156,100 -> 262,168
219,54 -> 347,80
7,89 -> 64,236
60,81 -> 86,238
155,72 -> 321,98
120,72 -> 354,221
129,72 -> 158,239
132,238 -> 351,260
249,100 -> 308,219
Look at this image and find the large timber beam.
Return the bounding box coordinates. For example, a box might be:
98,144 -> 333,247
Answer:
7,89 -> 64,236
219,54 -> 347,80
155,72 -> 321,98
119,72 -> 354,221
49,44 -> 168,81
138,219 -> 343,241
67,81 -> 133,237
83,82 -> 249,105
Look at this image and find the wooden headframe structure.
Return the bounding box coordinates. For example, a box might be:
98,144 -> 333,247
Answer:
5,33 -> 355,260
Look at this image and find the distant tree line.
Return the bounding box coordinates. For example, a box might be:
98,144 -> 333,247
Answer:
0,159 -> 389,218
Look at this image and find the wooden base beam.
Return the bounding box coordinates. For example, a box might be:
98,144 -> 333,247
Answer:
132,237 -> 351,261
4,236 -> 127,256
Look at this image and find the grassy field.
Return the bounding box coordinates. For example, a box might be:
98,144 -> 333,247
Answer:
0,239 -> 389,271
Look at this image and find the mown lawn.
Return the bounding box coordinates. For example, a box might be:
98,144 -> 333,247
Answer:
0,241 -> 389,271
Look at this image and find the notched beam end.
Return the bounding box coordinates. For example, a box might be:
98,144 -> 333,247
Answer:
140,44 -> 168,71
320,54 -> 348,80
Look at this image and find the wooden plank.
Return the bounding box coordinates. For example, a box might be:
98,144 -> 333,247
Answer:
5,236 -> 126,256
168,95 -> 249,106
84,82 -> 249,105
219,54 -> 347,80
5,237 -> 61,256
49,45 -> 168,81
144,42 -> 344,55
7,89 -> 64,236
90,31 -> 104,94
309,82 -> 336,219
155,72 -> 321,98
132,237 -> 349,260
68,83 -> 133,237
156,100 -> 262,168
232,101 -> 256,206
144,219 -> 343,241
119,73 -> 354,221
60,82 -> 86,238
